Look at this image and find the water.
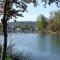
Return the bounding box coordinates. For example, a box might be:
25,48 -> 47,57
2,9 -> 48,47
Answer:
0,33 -> 60,60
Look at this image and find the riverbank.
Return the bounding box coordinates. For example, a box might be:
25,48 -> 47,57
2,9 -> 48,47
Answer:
37,30 -> 60,35
0,30 -> 60,35
47,31 -> 60,35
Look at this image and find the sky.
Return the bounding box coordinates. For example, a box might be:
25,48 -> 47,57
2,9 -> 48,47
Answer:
7,0 -> 60,22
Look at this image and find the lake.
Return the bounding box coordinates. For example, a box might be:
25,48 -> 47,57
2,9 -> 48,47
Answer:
0,33 -> 60,60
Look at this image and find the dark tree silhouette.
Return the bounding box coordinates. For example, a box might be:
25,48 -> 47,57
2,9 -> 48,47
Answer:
1,0 -> 37,60
0,0 -> 60,60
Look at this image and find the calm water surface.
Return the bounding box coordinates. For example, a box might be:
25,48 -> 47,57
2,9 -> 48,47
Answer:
0,33 -> 60,60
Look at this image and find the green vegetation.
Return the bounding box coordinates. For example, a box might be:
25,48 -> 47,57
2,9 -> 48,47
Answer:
12,52 -> 32,60
23,25 -> 31,30
0,44 -> 12,60
36,15 -> 47,30
0,9 -> 60,34
36,10 -> 60,34
5,56 -> 12,60
47,10 -> 60,32
0,23 -> 3,32
0,44 -> 32,60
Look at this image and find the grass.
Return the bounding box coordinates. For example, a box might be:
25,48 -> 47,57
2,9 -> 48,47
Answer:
12,52 -> 32,60
0,45 -> 12,60
0,44 -> 32,60
5,57 -> 12,60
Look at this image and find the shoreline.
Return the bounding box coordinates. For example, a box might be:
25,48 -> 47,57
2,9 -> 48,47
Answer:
37,30 -> 60,35
0,30 -> 60,35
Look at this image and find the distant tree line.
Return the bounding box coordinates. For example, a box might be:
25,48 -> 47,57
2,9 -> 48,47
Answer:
0,9 -> 60,33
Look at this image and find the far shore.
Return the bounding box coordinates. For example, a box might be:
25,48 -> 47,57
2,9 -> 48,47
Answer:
0,30 -> 60,35
36,30 -> 60,35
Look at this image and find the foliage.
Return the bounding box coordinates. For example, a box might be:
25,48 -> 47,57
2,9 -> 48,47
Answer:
47,10 -> 60,32
42,0 -> 60,8
36,10 -> 60,32
5,56 -> 12,60
23,25 -> 31,30
0,0 -> 37,60
36,15 -> 47,30
12,52 -> 32,60
1,0 -> 37,22
0,23 -> 3,31
0,0 -> 60,21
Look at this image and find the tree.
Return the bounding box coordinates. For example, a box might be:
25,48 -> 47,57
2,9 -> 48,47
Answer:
36,15 -> 47,30
0,0 -> 60,60
48,10 -> 60,32
0,0 -> 37,60
41,0 -> 60,8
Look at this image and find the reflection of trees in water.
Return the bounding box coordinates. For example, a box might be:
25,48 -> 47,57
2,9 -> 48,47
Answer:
52,35 -> 60,45
49,34 -> 60,54
38,34 -> 60,54
38,34 -> 48,51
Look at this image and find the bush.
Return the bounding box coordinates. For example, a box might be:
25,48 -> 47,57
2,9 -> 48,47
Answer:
12,52 -> 32,60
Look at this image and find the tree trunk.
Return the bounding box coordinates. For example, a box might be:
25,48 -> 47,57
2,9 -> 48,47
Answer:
1,18 -> 7,60
1,0 -> 8,60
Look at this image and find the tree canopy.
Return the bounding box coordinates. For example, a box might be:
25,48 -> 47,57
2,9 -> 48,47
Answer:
0,0 -> 60,21
36,15 -> 47,30
48,10 -> 60,32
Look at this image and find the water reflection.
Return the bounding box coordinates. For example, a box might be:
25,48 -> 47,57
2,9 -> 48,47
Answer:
50,35 -> 60,54
38,34 -> 60,55
0,33 -> 60,60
